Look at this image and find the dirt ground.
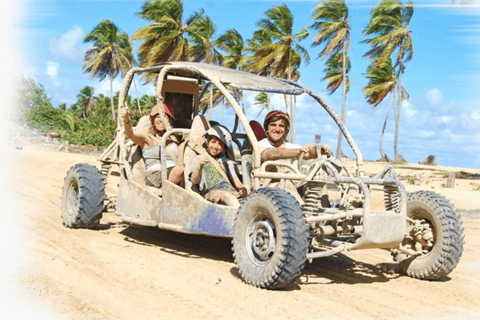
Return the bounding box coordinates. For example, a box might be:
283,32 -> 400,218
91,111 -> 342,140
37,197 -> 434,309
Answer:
1,140 -> 479,320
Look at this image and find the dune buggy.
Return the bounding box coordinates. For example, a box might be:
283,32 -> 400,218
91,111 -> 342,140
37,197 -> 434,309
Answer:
61,62 -> 464,289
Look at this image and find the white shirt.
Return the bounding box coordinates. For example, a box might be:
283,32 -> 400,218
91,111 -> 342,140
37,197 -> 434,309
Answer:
258,137 -> 301,154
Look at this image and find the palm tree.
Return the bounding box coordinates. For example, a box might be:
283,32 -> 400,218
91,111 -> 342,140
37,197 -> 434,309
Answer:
322,52 -> 351,95
216,28 -> 246,70
188,15 -> 222,64
133,0 -> 203,82
311,0 -> 351,158
251,4 -> 310,141
363,59 -> 396,161
139,94 -> 156,112
94,94 -> 112,117
198,28 -> 248,113
242,31 -> 274,116
363,0 -> 414,162
253,4 -> 310,81
76,86 -> 96,119
84,20 -> 133,121
243,30 -> 272,76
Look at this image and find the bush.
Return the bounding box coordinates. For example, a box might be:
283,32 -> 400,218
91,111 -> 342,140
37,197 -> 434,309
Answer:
59,115 -> 115,147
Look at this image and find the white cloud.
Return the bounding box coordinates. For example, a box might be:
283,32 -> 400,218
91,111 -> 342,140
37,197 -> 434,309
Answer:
48,25 -> 86,64
402,100 -> 417,117
426,88 -> 443,108
46,61 -> 59,78
94,78 -> 122,97
438,115 -> 454,124
472,109 -> 480,121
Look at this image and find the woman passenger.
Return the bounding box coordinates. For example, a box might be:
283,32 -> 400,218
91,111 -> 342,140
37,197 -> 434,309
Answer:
121,103 -> 184,188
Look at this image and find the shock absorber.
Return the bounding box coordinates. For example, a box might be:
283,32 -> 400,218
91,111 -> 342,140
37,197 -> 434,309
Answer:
384,184 -> 400,212
302,185 -> 329,215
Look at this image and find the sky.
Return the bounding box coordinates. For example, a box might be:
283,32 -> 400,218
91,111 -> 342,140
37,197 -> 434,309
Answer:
5,0 -> 480,169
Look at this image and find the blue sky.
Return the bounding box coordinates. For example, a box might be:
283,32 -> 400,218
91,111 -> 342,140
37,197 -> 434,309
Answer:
7,0 -> 480,169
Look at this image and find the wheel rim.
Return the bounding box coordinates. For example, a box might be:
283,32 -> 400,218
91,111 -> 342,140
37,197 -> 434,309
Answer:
66,180 -> 79,218
246,215 -> 276,266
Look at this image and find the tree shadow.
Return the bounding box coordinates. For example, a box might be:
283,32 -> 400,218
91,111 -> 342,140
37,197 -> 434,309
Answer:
119,224 -> 234,263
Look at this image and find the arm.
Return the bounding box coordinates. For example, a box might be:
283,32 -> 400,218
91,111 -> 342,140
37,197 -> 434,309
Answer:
232,175 -> 247,198
261,147 -> 303,162
189,154 -> 209,185
121,108 -> 150,149
261,144 -> 318,162
224,159 -> 247,198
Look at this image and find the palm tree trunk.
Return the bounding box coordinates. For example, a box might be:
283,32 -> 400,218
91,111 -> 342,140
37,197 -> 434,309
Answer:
110,77 -> 116,121
133,77 -> 141,112
286,64 -> 295,142
379,93 -> 393,162
394,69 -> 405,162
336,50 -> 348,158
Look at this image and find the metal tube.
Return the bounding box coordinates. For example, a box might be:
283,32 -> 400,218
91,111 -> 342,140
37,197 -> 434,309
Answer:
307,244 -> 354,259
312,225 -> 363,236
305,209 -> 363,223
302,87 -> 364,176
160,129 -> 190,182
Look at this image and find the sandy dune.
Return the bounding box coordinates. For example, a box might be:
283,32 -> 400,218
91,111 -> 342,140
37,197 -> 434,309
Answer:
2,141 -> 479,319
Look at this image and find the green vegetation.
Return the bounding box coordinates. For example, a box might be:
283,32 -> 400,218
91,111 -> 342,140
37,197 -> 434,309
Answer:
15,0 -> 415,152
407,176 -> 415,185
470,183 -> 480,191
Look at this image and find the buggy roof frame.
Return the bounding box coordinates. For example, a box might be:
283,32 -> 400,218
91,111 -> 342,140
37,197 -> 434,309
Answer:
117,62 -> 364,174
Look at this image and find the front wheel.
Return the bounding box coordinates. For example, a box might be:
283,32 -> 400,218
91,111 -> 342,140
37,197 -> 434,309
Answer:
232,188 -> 309,289
395,190 -> 464,280
61,163 -> 105,228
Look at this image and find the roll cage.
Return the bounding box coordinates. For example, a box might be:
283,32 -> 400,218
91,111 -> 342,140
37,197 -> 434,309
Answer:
101,62 -> 364,180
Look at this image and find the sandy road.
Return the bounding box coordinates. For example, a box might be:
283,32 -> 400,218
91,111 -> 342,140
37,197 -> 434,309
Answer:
2,144 -> 479,319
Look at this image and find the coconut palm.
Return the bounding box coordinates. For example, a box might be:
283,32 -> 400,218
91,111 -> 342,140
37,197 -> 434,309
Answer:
363,0 -> 414,162
242,31 -> 274,116
76,86 -> 96,119
197,28 -> 248,112
133,0 -> 203,82
216,28 -> 246,70
253,4 -> 310,80
243,30 -> 272,77
251,4 -> 310,141
322,52 -> 351,95
363,59 -> 396,161
94,94 -> 112,117
139,94 -> 156,112
188,15 -> 222,64
83,20 -> 133,122
253,92 -> 272,119
311,0 -> 351,158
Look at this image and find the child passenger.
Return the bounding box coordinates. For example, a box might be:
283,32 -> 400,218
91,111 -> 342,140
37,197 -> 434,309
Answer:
189,125 -> 247,207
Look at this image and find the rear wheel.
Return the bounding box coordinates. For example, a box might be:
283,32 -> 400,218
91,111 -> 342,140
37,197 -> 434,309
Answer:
396,190 -> 464,280
232,188 -> 308,289
61,163 -> 105,228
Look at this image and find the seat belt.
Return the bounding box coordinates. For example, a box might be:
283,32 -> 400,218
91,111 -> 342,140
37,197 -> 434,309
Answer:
186,140 -> 232,185
148,134 -> 179,166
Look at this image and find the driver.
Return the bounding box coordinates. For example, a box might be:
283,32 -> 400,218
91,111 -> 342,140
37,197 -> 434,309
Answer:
258,110 -> 332,203
259,110 -> 331,163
